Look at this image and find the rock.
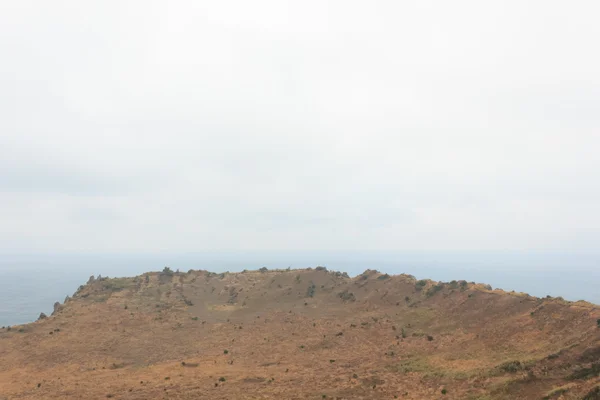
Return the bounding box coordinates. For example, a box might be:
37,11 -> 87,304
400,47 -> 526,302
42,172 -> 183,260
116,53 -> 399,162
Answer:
38,313 -> 47,320
87,275 -> 96,284
52,302 -> 63,316
64,295 -> 71,303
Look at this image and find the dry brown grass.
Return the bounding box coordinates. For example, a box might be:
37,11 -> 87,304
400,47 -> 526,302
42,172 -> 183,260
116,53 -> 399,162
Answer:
0,268 -> 599,399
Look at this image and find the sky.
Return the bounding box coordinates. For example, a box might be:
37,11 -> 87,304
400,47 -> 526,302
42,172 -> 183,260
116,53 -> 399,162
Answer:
1,1 -> 599,254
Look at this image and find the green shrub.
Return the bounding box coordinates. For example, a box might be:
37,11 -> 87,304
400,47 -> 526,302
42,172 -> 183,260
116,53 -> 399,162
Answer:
441,388 -> 447,395
338,290 -> 356,302
426,283 -> 444,297
582,386 -> 600,400
223,349 -> 229,354
219,377 -> 226,382
568,363 -> 600,380
162,266 -> 173,276
498,360 -> 523,373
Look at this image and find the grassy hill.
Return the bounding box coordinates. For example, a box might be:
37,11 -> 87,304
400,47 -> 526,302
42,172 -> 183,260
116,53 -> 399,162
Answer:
1,267 -> 599,399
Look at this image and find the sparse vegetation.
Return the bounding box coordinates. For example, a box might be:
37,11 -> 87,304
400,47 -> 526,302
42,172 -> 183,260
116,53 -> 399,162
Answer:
426,283 -> 444,297
582,386 -> 600,400
338,290 -> 356,302
3,268 -> 599,399
498,360 -> 523,373
568,363 -> 600,380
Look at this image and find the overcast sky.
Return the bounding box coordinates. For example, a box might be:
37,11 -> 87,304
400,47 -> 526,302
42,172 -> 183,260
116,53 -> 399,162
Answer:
1,1 -> 599,253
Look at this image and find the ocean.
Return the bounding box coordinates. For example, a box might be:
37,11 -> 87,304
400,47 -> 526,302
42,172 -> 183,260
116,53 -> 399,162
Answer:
1,251 -> 599,327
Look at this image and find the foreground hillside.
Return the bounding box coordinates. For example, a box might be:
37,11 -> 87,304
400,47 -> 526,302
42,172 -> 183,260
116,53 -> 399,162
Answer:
1,267 -> 599,399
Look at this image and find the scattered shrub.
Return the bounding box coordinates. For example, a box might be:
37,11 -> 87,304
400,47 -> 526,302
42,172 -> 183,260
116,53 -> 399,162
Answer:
338,290 -> 356,302
219,377 -> 226,382
315,266 -> 327,271
377,274 -> 390,280
162,267 -> 173,276
498,360 -> 523,373
259,267 -> 269,273
426,283 -> 444,297
306,282 -> 316,298
427,335 -> 434,341
569,363 -> 600,380
582,386 -> 600,400
223,349 -> 229,354
441,388 -> 447,395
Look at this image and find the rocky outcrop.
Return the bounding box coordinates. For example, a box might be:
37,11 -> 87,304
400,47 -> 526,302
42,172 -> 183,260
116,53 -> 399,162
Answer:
87,275 -> 96,284
38,312 -> 47,320
52,302 -> 63,316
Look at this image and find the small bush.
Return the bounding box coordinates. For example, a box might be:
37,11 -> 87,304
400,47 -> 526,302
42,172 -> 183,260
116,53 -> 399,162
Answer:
498,360 -> 523,373
315,266 -> 327,271
569,363 -> 600,380
427,335 -> 434,341
162,266 -> 173,276
338,290 -> 356,302
259,267 -> 269,273
223,349 -> 229,354
426,283 -> 444,297
416,280 -> 427,287
582,386 -> 600,400
219,377 -> 226,382
441,388 -> 447,395
597,319 -> 600,327
306,282 -> 316,298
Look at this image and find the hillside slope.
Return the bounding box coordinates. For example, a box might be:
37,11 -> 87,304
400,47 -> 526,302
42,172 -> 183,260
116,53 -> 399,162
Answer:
1,268 -> 599,399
